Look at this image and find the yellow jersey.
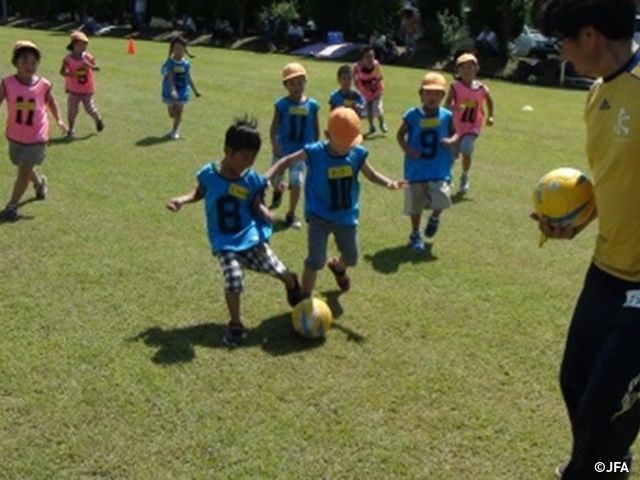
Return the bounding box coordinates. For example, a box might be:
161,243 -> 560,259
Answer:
585,50 -> 640,281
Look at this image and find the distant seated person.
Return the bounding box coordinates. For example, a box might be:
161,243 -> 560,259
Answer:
475,26 -> 500,57
212,16 -> 233,44
81,14 -> 101,35
369,29 -> 388,62
181,14 -> 197,37
305,18 -> 319,41
286,20 -> 305,50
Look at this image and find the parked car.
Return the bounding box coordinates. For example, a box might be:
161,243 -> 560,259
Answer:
511,26 -> 559,59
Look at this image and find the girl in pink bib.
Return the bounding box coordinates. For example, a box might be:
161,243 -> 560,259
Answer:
60,31 -> 104,139
0,41 -> 66,221
445,53 -> 495,195
353,47 -> 388,136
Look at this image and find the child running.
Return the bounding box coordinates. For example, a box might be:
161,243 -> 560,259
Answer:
59,31 -> 104,139
353,47 -> 387,136
266,107 -> 405,298
444,53 -> 494,195
166,116 -> 302,348
0,41 -> 67,221
269,62 -> 320,229
396,72 -> 458,250
329,64 -> 365,115
161,36 -> 201,140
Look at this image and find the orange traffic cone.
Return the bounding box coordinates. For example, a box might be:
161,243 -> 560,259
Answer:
127,38 -> 136,55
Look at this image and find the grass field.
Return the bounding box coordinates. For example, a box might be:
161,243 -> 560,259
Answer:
0,27 -> 613,479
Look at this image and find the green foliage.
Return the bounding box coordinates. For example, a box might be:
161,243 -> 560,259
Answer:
468,0 -> 529,42
306,0 -> 403,37
418,0 -> 463,50
269,0 -> 300,26
437,8 -> 463,56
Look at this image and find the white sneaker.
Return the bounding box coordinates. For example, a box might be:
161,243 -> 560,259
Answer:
459,174 -> 470,194
169,130 -> 180,140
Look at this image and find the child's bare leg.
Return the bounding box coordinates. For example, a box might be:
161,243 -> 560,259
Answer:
172,105 -> 183,133
301,267 -> 318,298
279,270 -> 298,289
461,153 -> 472,174
8,164 -> 35,205
67,94 -> 80,133
288,185 -> 301,216
29,169 -> 42,186
225,291 -> 242,325
411,214 -> 421,231
378,113 -> 388,132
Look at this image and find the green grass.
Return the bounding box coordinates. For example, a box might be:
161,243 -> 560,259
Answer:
0,27 -> 606,479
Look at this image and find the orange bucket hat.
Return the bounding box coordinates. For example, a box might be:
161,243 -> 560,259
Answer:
282,62 -> 307,81
13,40 -> 40,54
456,52 -> 478,66
327,107 -> 363,150
420,72 -> 447,92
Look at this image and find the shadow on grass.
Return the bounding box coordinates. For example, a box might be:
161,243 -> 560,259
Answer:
18,197 -> 39,208
131,312 -> 326,364
451,191 -> 472,205
48,133 -> 96,146
135,135 -> 172,147
364,243 -> 437,274
271,219 -> 293,233
321,289 -> 366,344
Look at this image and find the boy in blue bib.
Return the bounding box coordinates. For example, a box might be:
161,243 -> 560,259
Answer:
167,116 -> 302,347
266,107 -> 405,299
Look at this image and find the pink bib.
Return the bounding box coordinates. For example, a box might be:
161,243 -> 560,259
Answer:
354,60 -> 384,102
63,53 -> 95,94
4,75 -> 51,144
451,81 -> 488,136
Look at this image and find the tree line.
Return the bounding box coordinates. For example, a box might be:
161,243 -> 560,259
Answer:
9,0 -> 537,52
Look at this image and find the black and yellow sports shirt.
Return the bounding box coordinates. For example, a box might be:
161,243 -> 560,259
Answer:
585,49 -> 640,281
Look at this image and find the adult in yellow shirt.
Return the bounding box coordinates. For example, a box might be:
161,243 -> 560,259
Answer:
536,1 -> 640,478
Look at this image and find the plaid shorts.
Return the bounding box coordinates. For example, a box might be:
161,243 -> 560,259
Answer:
217,243 -> 287,293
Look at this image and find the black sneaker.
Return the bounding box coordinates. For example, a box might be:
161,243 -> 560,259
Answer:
223,322 -> 245,348
0,204 -> 19,222
96,118 -> 105,132
285,212 -> 302,229
424,216 -> 440,238
285,272 -> 302,307
270,190 -> 283,209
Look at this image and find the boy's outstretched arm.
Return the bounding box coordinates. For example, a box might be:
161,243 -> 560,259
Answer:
59,60 -> 70,77
264,149 -> 307,185
45,89 -> 67,133
361,160 -> 406,190
270,107 -> 282,157
0,80 -> 6,108
189,75 -> 201,97
166,185 -> 204,212
442,120 -> 459,147
444,85 -> 455,111
485,88 -> 495,125
313,112 -> 320,141
397,121 -> 420,159
252,189 -> 276,224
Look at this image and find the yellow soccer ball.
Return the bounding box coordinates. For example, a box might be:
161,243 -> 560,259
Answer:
533,167 -> 595,228
291,298 -> 333,339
